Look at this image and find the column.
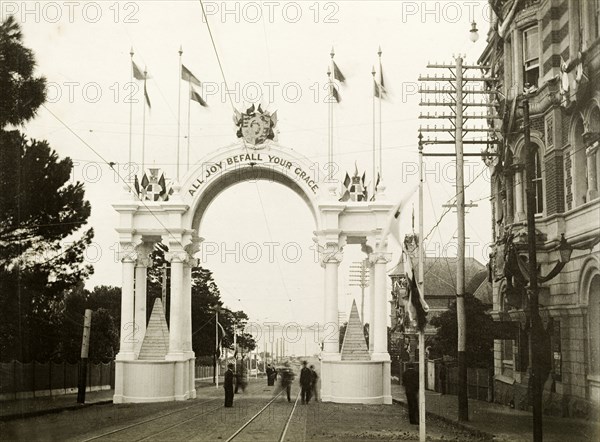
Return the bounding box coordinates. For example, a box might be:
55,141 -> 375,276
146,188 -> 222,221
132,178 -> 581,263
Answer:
514,166 -> 525,221
322,250 -> 342,356
368,263 -> 375,352
182,258 -> 195,355
505,171 -> 514,224
371,252 -> 391,360
134,244 -> 152,355
117,252 -> 136,360
586,143 -> 598,201
166,250 -> 187,360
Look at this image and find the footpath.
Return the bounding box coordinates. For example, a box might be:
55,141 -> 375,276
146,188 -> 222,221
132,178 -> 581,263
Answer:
0,379 -> 216,422
391,382 -> 599,442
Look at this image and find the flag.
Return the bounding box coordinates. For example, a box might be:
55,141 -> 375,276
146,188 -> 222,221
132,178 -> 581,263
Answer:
181,64 -> 201,86
132,61 -> 145,80
143,82 -> 151,109
378,60 -> 387,98
132,61 -> 151,108
339,172 -> 351,202
331,83 -> 341,103
401,246 -> 429,332
332,60 -> 345,83
158,173 -> 167,199
190,88 -> 208,107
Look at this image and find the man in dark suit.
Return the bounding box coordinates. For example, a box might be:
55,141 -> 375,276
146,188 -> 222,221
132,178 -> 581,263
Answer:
299,361 -> 312,404
224,363 -> 234,407
402,363 -> 419,424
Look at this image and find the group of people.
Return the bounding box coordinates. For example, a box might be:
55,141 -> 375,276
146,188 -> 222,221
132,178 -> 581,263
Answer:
223,360 -> 319,407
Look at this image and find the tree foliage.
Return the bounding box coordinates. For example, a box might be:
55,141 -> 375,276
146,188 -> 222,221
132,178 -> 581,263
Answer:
429,294 -> 494,368
0,16 -> 93,362
0,15 -> 46,129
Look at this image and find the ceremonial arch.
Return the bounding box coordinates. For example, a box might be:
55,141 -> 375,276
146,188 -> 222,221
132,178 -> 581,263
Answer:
113,139 -> 395,405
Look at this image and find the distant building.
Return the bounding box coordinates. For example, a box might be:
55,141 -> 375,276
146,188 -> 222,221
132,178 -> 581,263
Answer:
388,238 -> 491,362
479,0 -> 600,418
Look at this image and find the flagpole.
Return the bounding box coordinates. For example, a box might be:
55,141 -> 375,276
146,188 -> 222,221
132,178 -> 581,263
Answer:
330,47 -> 335,172
417,131 -> 426,442
142,68 -> 147,173
327,66 -> 332,179
378,46 -> 383,182
371,66 -> 376,197
177,46 -> 183,181
187,80 -> 191,172
128,47 -> 134,175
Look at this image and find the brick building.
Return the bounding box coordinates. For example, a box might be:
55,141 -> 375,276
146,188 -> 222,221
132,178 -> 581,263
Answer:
479,0 -> 600,418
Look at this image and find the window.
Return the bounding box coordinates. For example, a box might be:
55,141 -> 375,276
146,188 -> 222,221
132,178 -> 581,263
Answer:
523,26 -> 540,87
533,146 -> 544,214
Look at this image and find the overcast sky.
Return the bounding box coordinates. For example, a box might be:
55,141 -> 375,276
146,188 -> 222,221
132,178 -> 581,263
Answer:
9,1 -> 493,330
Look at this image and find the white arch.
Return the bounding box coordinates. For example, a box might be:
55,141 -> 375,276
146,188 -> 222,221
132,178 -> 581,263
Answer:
179,142 -> 322,232
578,255 -> 600,306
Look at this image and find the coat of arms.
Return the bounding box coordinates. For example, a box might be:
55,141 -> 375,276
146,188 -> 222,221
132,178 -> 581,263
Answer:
234,104 -> 277,147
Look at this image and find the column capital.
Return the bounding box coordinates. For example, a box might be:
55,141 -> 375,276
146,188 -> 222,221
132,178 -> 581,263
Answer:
586,140 -> 599,156
369,251 -> 392,265
165,250 -> 188,263
135,242 -> 154,267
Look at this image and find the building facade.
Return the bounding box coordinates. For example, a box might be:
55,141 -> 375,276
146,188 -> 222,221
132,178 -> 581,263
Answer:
480,0 -> 600,418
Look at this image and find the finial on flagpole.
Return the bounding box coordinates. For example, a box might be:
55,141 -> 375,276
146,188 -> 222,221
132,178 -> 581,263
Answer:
130,47 -> 134,57
179,45 -> 183,56
378,45 -> 382,57
327,66 -> 331,77
330,46 -> 335,58
371,65 -> 376,77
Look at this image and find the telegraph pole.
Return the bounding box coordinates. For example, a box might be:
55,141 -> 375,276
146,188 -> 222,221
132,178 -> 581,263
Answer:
418,55 -> 498,422
349,259 -> 370,322
522,88 -> 542,442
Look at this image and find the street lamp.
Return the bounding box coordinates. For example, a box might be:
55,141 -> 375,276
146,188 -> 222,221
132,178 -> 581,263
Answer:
469,22 -> 479,43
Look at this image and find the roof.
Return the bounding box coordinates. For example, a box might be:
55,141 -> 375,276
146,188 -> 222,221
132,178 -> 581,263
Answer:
389,255 -> 488,300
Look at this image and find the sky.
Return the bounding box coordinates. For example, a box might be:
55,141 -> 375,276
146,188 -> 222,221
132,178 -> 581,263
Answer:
8,1 -> 494,335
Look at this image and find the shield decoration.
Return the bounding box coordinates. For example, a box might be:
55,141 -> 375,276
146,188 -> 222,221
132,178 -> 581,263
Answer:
144,182 -> 163,201
349,182 -> 365,201
241,113 -> 271,145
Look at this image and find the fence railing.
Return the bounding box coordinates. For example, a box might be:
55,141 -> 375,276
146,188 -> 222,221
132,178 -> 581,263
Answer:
0,360 -> 115,401
400,360 -> 493,402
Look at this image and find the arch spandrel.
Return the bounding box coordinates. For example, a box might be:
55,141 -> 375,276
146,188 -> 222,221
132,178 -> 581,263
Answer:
180,142 -> 323,231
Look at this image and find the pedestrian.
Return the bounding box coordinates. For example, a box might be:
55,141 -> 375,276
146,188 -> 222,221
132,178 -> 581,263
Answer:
402,363 -> 419,424
299,361 -> 312,404
235,359 -> 247,393
224,363 -> 234,407
267,364 -> 276,387
275,361 -> 295,402
309,364 -> 319,402
439,363 -> 447,395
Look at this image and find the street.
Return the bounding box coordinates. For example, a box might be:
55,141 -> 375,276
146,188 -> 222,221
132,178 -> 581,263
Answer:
1,378 -> 486,442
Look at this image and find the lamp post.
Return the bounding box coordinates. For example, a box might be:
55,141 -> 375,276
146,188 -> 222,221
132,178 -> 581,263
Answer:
521,87 -> 573,442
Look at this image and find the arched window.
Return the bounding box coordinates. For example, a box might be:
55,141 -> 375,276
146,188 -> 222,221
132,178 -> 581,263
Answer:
589,274 -> 600,376
533,146 -> 544,214
572,116 -> 587,207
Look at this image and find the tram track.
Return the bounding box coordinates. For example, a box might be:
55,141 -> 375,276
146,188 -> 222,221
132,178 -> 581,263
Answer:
82,381 -> 267,442
225,389 -> 302,442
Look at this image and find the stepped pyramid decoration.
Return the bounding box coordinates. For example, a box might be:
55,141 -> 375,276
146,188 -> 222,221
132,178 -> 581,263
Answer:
234,104 -> 277,147
138,298 -> 170,360
339,163 -> 369,202
134,168 -> 173,201
341,300 -> 370,361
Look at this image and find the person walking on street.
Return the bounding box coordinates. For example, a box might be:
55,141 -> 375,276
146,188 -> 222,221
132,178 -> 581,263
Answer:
299,361 -> 312,404
309,364 -> 319,402
276,361 -> 295,402
402,363 -> 419,424
224,363 -> 234,407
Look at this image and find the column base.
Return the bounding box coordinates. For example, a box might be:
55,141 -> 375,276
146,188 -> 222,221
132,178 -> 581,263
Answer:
370,352 -> 391,361
320,359 -> 391,404
116,351 -> 136,361
321,352 -> 341,361
165,352 -> 187,361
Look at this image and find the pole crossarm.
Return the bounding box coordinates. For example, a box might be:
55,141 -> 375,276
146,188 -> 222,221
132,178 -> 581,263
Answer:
419,102 -> 496,107
419,76 -> 498,82
419,114 -> 489,119
427,63 -> 491,69
419,140 -> 500,145
420,127 -> 497,133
